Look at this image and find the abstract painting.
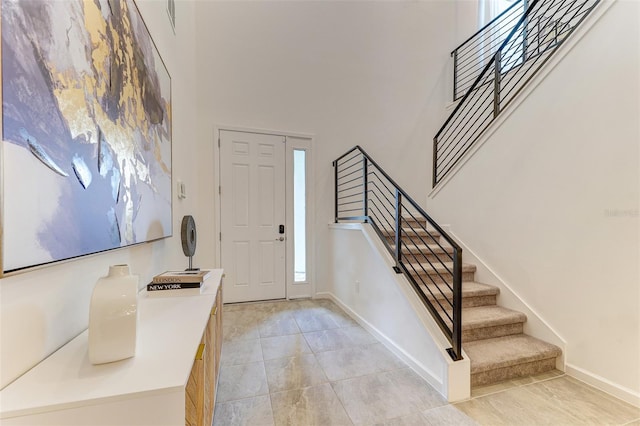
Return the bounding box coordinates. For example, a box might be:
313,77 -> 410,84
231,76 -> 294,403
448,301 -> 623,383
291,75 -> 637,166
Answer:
1,0 -> 172,274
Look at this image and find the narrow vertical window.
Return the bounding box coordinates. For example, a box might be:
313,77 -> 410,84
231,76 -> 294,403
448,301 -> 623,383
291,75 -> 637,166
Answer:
477,0 -> 525,71
293,150 -> 306,282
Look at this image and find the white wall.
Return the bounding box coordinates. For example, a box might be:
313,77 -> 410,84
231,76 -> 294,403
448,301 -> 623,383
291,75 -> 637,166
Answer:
194,0 -> 459,295
326,224 -> 471,402
0,0 -> 202,389
428,0 -> 640,402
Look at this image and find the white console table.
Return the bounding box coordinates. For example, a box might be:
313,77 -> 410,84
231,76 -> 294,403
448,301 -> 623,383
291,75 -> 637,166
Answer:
0,269 -> 224,426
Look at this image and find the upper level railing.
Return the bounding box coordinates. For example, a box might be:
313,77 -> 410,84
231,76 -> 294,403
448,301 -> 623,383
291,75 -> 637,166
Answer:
334,146 -> 463,361
434,0 -> 600,187
453,0 -> 528,101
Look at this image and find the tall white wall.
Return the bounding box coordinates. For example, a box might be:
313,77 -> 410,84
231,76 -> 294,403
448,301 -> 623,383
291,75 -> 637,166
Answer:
0,0 -> 202,389
429,0 -> 640,402
194,0 -> 459,295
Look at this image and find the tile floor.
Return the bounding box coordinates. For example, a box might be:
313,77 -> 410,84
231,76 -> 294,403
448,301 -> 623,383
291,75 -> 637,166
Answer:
213,299 -> 640,426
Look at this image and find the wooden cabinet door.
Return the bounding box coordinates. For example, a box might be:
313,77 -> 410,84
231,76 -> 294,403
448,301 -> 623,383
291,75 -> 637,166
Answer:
214,287 -> 223,382
185,286 -> 223,426
185,344 -> 205,426
203,301 -> 216,423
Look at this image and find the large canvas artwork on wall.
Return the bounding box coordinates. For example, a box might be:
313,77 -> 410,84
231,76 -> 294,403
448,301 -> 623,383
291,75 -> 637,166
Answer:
1,0 -> 172,274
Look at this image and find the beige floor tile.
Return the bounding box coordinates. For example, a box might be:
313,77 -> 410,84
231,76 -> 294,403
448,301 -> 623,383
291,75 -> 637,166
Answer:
420,405 -> 478,425
270,383 -> 353,425
319,301 -> 359,327
224,309 -> 263,325
221,338 -> 263,366
304,326 -> 378,353
293,300 -> 358,327
254,301 -> 299,317
213,395 -> 274,426
258,312 -> 301,338
216,300 -> 638,426
332,369 -> 446,425
455,391 -> 536,425
261,333 -> 312,360
223,310 -> 261,342
316,342 -> 405,381
385,369 -> 448,411
371,412 -> 428,426
330,311 -> 359,328
223,321 -> 260,342
224,301 -> 292,319
530,376 -> 640,424
264,354 -> 329,393
217,361 -> 269,403
223,303 -> 244,312
456,376 -> 640,425
292,309 -> 341,332
291,298 -> 334,310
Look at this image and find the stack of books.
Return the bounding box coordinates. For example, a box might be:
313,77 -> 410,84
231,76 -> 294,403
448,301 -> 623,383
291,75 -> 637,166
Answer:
146,270 -> 211,297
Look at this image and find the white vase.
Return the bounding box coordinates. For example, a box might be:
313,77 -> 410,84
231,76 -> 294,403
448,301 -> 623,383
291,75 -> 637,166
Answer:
88,264 -> 138,365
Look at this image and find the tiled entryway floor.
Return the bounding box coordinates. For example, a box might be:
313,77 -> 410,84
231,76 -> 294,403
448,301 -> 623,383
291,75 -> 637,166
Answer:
213,299 -> 640,426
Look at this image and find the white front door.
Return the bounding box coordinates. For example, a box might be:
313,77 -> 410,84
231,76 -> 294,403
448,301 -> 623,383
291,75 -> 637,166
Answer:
220,130 -> 286,303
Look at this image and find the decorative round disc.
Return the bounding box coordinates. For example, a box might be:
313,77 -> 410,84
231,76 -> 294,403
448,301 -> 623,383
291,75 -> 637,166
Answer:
181,215 -> 197,257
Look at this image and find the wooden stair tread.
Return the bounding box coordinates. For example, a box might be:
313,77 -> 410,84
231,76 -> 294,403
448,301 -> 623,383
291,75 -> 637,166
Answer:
465,334 -> 562,374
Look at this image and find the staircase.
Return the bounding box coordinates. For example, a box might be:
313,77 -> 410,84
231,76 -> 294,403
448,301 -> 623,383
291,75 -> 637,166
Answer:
385,222 -> 561,387
334,146 -> 561,389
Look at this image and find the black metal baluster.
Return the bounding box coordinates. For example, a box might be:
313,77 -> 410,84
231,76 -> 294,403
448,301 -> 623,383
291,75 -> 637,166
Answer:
453,49 -> 459,100
494,52 -> 502,117
394,189 -> 402,273
451,246 -> 463,361
363,156 -> 369,222
333,160 -> 338,222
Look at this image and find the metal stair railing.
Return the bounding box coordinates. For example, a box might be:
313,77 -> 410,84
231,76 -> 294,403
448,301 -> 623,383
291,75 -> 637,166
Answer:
434,0 -> 600,187
333,145 -> 463,361
453,0 -> 529,101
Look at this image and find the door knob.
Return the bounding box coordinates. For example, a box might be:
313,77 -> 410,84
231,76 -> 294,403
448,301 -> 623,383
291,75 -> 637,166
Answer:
276,236 -> 285,241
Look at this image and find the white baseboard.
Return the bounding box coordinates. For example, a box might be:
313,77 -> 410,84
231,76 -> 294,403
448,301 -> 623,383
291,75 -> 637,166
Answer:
565,363 -> 640,408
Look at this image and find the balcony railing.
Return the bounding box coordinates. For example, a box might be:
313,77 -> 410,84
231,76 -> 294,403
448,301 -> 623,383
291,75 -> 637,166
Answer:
435,0 -> 601,187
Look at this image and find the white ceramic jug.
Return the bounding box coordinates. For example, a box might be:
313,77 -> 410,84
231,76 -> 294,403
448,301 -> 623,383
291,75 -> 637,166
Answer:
88,264 -> 138,364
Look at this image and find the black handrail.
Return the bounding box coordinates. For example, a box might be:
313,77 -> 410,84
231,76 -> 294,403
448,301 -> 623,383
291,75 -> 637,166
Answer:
439,0 -> 540,139
453,0 -> 525,55
452,0 -> 528,100
333,146 -> 463,361
434,0 -> 600,187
